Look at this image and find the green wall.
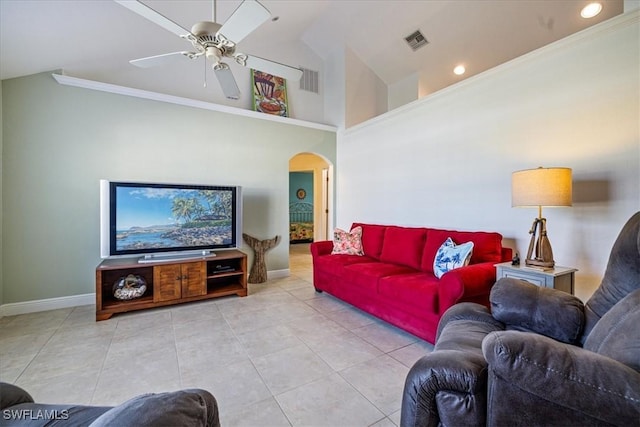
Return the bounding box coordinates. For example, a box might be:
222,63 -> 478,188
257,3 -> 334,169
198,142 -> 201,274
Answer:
1,72 -> 336,304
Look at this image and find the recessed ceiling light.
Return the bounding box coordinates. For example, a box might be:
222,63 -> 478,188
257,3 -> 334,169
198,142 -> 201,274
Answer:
453,65 -> 466,75
581,2 -> 602,18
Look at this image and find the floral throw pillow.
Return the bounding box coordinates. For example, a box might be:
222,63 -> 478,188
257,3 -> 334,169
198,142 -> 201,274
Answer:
433,237 -> 474,279
331,226 -> 364,256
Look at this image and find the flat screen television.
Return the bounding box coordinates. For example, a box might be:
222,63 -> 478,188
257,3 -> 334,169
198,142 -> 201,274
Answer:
100,180 -> 242,262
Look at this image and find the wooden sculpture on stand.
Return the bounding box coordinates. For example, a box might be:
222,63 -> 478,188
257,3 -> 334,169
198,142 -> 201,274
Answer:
525,216 -> 554,268
243,233 -> 280,283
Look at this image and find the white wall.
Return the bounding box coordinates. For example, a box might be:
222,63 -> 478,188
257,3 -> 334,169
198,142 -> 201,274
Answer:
279,42 -> 326,124
625,0 -> 640,12
336,12 -> 640,302
1,71 -> 336,304
388,73 -> 419,111
324,48 -> 346,129
345,48 -> 388,128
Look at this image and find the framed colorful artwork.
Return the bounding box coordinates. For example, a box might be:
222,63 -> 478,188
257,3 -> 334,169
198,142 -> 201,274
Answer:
251,70 -> 289,117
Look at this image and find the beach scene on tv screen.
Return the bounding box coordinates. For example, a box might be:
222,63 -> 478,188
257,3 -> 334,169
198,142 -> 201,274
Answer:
115,186 -> 233,252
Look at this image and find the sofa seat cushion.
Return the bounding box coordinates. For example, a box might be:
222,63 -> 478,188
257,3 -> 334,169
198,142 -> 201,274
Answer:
342,262 -> 417,292
352,223 -> 388,259
422,229 -> 503,273
378,273 -> 439,313
379,226 -> 427,270
314,254 -> 376,277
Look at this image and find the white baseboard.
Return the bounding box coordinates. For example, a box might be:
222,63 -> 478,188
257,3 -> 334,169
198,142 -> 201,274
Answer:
0,293 -> 95,318
267,269 -> 291,280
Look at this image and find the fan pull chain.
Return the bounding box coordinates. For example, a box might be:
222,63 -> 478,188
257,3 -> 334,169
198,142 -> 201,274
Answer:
204,59 -> 207,88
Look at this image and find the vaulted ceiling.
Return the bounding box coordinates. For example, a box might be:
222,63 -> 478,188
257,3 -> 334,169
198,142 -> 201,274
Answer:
0,0 -> 624,107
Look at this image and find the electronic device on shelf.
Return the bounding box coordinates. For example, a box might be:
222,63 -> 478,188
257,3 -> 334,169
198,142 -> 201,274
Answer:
211,264 -> 236,274
100,180 -> 242,263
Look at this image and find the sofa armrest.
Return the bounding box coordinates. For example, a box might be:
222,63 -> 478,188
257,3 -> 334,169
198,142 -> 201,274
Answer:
401,350 -> 488,427
490,278 -> 585,344
89,389 -> 219,427
500,247 -> 513,262
310,240 -> 333,258
437,262 -> 497,315
0,382 -> 34,410
483,331 -> 640,426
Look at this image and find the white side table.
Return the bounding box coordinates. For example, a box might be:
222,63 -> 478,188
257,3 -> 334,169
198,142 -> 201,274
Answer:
495,262 -> 577,295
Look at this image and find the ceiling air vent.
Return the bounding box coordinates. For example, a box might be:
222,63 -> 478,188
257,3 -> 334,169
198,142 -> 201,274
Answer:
404,30 -> 428,51
299,67 -> 319,94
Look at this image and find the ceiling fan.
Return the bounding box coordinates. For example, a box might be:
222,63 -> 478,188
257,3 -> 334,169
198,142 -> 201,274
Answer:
114,0 -> 303,100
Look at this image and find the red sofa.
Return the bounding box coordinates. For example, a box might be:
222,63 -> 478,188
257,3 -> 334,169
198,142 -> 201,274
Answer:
310,223 -> 512,343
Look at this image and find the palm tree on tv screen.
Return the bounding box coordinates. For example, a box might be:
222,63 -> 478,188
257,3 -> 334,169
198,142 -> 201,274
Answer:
171,197 -> 203,224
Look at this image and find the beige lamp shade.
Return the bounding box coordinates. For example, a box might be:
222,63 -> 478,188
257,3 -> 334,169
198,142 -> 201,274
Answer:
512,167 -> 573,208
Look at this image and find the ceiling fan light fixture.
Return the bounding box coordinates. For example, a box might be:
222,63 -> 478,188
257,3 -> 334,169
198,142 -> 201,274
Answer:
206,46 -> 224,63
116,0 -> 302,99
581,2 -> 602,18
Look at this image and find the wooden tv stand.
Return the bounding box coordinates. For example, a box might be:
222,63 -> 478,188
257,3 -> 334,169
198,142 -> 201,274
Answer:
95,250 -> 247,321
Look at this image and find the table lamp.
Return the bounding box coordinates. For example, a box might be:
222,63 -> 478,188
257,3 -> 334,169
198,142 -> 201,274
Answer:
512,167 -> 572,268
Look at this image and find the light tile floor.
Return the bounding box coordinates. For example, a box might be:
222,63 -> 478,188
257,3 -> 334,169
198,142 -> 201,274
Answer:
0,244 -> 434,426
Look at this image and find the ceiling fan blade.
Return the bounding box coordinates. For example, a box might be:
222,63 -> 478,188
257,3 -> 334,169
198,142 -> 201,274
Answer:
130,52 -> 191,68
214,66 -> 241,100
218,0 -> 270,44
114,0 -> 192,38
244,55 -> 303,81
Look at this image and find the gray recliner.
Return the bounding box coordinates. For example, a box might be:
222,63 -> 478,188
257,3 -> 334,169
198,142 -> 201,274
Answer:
401,211 -> 640,427
0,382 -> 220,427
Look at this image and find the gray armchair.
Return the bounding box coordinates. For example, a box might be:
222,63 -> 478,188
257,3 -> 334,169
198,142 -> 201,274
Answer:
0,382 -> 219,426
401,211 -> 640,427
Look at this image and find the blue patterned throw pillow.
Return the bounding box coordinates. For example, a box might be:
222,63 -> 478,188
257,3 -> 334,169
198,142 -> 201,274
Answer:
433,237 -> 474,279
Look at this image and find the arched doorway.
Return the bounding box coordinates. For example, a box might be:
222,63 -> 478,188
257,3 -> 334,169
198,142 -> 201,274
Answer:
288,152 -> 333,247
